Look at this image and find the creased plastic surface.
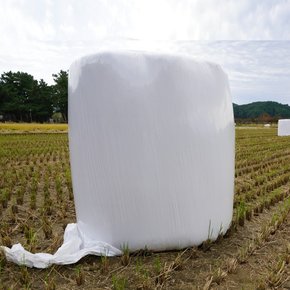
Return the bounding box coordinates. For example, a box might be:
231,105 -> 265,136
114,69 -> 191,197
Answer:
278,119 -> 290,136
69,51 -> 235,251
0,224 -> 121,268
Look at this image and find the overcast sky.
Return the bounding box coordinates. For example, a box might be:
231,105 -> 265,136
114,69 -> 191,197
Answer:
0,0 -> 290,105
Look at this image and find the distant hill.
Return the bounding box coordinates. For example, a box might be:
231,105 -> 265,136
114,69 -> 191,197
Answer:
233,101 -> 290,120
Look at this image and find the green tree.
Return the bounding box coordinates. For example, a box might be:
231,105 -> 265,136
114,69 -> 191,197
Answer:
0,71 -> 35,121
0,82 -> 8,114
52,70 -> 68,122
31,79 -> 54,122
234,101 -> 290,121
0,71 -> 53,122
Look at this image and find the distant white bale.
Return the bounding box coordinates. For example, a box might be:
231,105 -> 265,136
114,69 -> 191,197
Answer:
69,51 -> 235,252
278,119 -> 290,136
264,124 -> 271,127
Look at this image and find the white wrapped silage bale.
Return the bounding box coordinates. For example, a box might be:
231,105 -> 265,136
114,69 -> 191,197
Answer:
278,119 -> 290,136
69,51 -> 235,251
1,50 -> 235,268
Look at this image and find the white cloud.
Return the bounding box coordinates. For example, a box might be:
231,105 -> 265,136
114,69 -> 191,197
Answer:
0,0 -> 290,104
1,0 -> 290,42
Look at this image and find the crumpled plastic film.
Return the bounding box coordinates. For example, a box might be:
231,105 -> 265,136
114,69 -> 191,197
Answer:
1,224 -> 121,268
278,119 -> 290,136
1,50 -> 235,268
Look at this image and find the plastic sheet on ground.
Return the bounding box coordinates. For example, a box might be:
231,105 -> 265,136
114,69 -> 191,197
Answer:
0,223 -> 122,268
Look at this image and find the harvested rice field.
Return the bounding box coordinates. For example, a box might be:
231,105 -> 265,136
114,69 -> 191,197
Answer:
0,125 -> 290,289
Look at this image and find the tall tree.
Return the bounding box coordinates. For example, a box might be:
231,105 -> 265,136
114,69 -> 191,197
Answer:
0,71 -> 35,121
0,71 -> 53,122
32,79 -> 54,122
52,70 -> 68,122
0,82 -> 8,115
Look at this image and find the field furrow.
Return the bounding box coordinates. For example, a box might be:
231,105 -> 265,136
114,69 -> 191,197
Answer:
1,126 -> 290,289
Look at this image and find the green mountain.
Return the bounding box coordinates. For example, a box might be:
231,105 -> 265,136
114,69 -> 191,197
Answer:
233,101 -> 290,120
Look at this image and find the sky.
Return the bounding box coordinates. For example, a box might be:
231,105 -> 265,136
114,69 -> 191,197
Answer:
0,0 -> 290,105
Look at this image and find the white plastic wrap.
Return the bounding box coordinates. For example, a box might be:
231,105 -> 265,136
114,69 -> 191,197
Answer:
1,224 -> 121,268
1,50 -> 235,268
278,119 -> 290,136
69,51 -> 235,251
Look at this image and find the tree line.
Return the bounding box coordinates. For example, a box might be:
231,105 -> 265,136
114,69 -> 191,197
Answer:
233,101 -> 290,123
0,70 -> 68,123
2,71 -> 288,125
